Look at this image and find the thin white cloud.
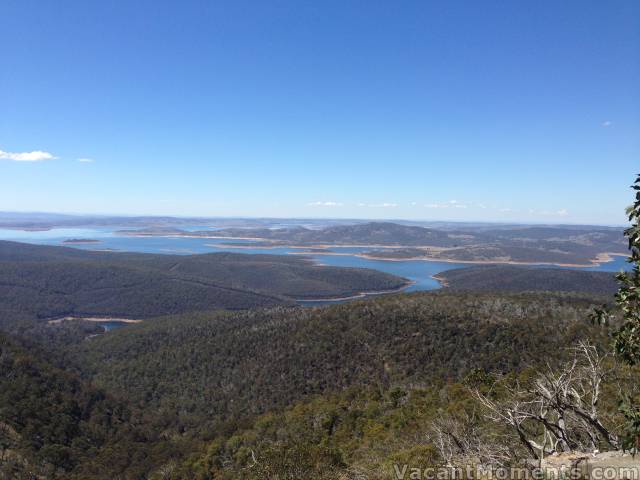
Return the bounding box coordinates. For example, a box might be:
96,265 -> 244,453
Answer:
77,157 -> 94,163
364,202 -> 398,208
307,201 -> 343,207
528,208 -> 569,217
425,200 -> 468,209
0,149 -> 57,162
356,202 -> 398,208
601,120 -> 612,128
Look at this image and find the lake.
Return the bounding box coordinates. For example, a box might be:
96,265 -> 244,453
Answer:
0,226 -> 630,304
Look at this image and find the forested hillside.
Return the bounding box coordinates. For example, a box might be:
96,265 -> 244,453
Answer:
1,287 -> 633,479
0,241 -> 407,328
175,362 -> 639,480
0,333 -> 191,480
436,265 -> 619,295
71,292 -> 609,436
0,287 -> 631,479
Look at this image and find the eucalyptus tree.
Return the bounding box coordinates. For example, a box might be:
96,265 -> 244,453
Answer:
613,174 -> 640,454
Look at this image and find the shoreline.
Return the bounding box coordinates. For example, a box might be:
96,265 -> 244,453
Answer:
429,253 -> 628,289
121,231 -> 424,248
294,280 -> 415,303
355,250 -> 629,268
123,233 -> 279,241
288,249 -> 626,269
202,237 -> 627,269
431,273 -> 449,288
120,232 -> 628,269
0,226 -> 53,232
62,239 -> 102,245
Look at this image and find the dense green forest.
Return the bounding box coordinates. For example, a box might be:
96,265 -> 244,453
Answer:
1,288 -> 635,479
0,240 -> 407,329
0,293 -> 620,479
71,292 -> 609,435
174,361 -> 640,480
436,265 -> 618,295
0,333 -> 192,480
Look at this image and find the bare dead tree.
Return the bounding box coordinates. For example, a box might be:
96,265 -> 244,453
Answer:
472,340 -> 620,463
472,389 -> 548,460
428,412 -> 513,467
532,341 -> 619,450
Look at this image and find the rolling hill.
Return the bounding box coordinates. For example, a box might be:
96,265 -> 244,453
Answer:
71,291 -> 608,435
0,240 -> 408,327
121,221 -> 627,266
435,265 -> 619,295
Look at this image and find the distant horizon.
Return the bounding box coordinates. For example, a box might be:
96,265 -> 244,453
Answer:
0,209 -> 629,228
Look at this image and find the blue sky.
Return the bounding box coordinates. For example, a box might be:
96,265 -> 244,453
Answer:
1,0 -> 638,225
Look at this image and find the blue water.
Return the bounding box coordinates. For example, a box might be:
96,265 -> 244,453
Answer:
582,254 -> 630,272
0,227 -> 471,291
0,227 -> 630,300
309,253 -> 462,291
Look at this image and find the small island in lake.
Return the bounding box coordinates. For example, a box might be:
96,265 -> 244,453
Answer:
63,238 -> 102,244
